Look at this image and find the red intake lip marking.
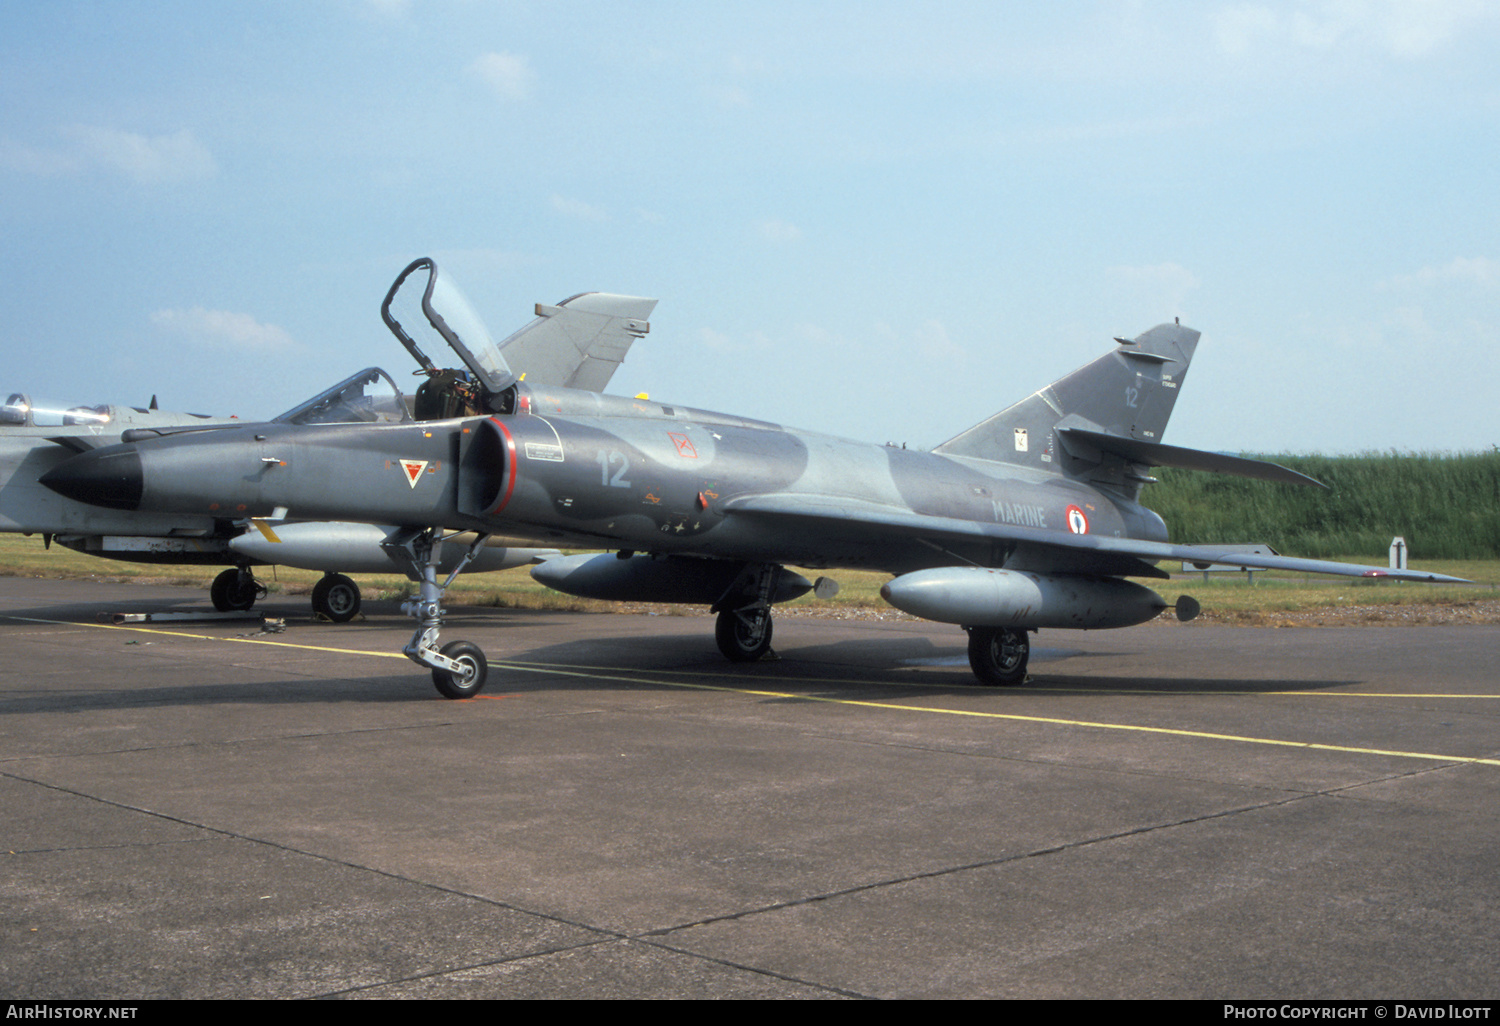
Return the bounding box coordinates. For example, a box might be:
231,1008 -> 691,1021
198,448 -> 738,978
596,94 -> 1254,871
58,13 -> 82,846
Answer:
488,418 -> 518,515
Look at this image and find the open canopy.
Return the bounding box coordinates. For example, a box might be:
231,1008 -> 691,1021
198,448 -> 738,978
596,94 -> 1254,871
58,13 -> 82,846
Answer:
381,258 -> 516,396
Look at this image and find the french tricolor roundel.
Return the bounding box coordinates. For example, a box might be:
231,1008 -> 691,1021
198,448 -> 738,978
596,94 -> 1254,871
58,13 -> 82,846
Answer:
1065,504 -> 1089,534
399,459 -> 428,489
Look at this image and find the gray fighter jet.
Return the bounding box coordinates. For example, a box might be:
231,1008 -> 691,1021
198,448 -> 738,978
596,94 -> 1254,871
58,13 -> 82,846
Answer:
8,267 -> 655,618
42,257 -> 1466,698
0,390 -> 241,579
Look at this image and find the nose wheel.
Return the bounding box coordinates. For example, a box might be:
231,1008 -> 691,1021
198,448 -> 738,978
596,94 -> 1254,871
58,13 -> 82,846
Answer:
431,640 -> 487,699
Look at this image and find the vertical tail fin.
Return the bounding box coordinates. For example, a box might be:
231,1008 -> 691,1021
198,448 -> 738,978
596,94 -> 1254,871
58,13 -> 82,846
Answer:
932,323 -> 1200,491
499,293 -> 657,393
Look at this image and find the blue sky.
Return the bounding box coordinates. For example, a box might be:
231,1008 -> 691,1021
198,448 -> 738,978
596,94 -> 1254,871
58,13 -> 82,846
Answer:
3,0 -> 1497,454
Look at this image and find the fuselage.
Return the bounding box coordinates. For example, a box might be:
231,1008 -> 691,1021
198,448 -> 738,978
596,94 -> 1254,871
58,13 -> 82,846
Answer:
42,401 -> 1169,578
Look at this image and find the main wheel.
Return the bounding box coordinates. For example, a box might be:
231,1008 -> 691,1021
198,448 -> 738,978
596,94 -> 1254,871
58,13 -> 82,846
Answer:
967,626 -> 1029,686
432,640 -> 487,699
311,573 -> 361,623
715,605 -> 773,662
210,568 -> 258,612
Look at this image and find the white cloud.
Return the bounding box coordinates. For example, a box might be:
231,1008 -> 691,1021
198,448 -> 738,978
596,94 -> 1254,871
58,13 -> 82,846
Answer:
794,322 -> 849,349
1214,3 -> 1282,54
713,85 -> 754,109
1032,114 -> 1210,146
913,318 -> 967,363
5,127 -> 216,183
871,318 -> 968,365
0,139 -> 79,176
151,307 -> 296,351
693,326 -> 777,355
1385,303 -> 1435,339
756,218 -> 802,243
727,55 -> 768,76
1388,256 -> 1500,290
62,126 -> 216,184
1373,0 -> 1496,58
471,52 -> 533,101
1212,0 -> 1498,59
431,247 -> 539,274
362,0 -> 409,16
550,193 -> 609,221
698,327 -> 737,352
1106,262 -> 1201,318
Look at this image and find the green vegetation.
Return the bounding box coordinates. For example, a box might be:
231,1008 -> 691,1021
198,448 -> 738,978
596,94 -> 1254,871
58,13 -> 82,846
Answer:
1148,450 -> 1500,560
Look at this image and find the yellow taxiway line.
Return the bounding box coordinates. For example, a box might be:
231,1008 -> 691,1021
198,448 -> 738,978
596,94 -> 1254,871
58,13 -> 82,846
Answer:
10,615 -> 1500,768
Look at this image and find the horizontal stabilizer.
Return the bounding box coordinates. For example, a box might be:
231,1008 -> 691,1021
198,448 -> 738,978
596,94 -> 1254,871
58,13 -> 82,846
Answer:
1056,428 -> 1326,488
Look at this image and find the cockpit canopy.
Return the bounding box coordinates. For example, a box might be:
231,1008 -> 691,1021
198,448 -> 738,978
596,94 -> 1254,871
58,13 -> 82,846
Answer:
3,393 -> 113,428
272,367 -> 411,425
382,258 -> 517,399
3,392 -> 222,432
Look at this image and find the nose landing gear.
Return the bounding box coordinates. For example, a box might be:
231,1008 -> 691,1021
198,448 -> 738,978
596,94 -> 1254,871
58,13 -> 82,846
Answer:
383,527 -> 494,698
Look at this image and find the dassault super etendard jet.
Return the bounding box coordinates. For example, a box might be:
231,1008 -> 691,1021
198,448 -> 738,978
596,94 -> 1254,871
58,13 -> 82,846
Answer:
42,258 -> 1466,698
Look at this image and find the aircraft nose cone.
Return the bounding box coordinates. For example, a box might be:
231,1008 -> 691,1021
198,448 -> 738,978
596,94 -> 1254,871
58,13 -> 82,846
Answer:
39,445 -> 144,510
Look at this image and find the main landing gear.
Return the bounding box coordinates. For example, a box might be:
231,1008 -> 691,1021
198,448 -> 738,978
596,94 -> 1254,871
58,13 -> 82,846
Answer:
211,566 -> 364,623
311,573 -> 361,623
383,526 -> 493,699
210,567 -> 266,612
712,562 -> 779,663
965,626 -> 1030,686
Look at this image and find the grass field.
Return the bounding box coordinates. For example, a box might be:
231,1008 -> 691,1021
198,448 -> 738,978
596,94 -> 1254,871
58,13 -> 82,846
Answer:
1151,451 -> 1500,560
2,533 -> 1495,618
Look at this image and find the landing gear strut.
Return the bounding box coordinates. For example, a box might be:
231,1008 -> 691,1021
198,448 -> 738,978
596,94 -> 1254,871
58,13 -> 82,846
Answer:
966,626 -> 1030,686
210,567 -> 265,612
712,562 -> 779,662
383,527 -> 493,698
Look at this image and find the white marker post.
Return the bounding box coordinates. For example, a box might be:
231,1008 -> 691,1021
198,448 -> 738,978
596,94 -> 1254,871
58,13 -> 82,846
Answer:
1389,536 -> 1407,571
